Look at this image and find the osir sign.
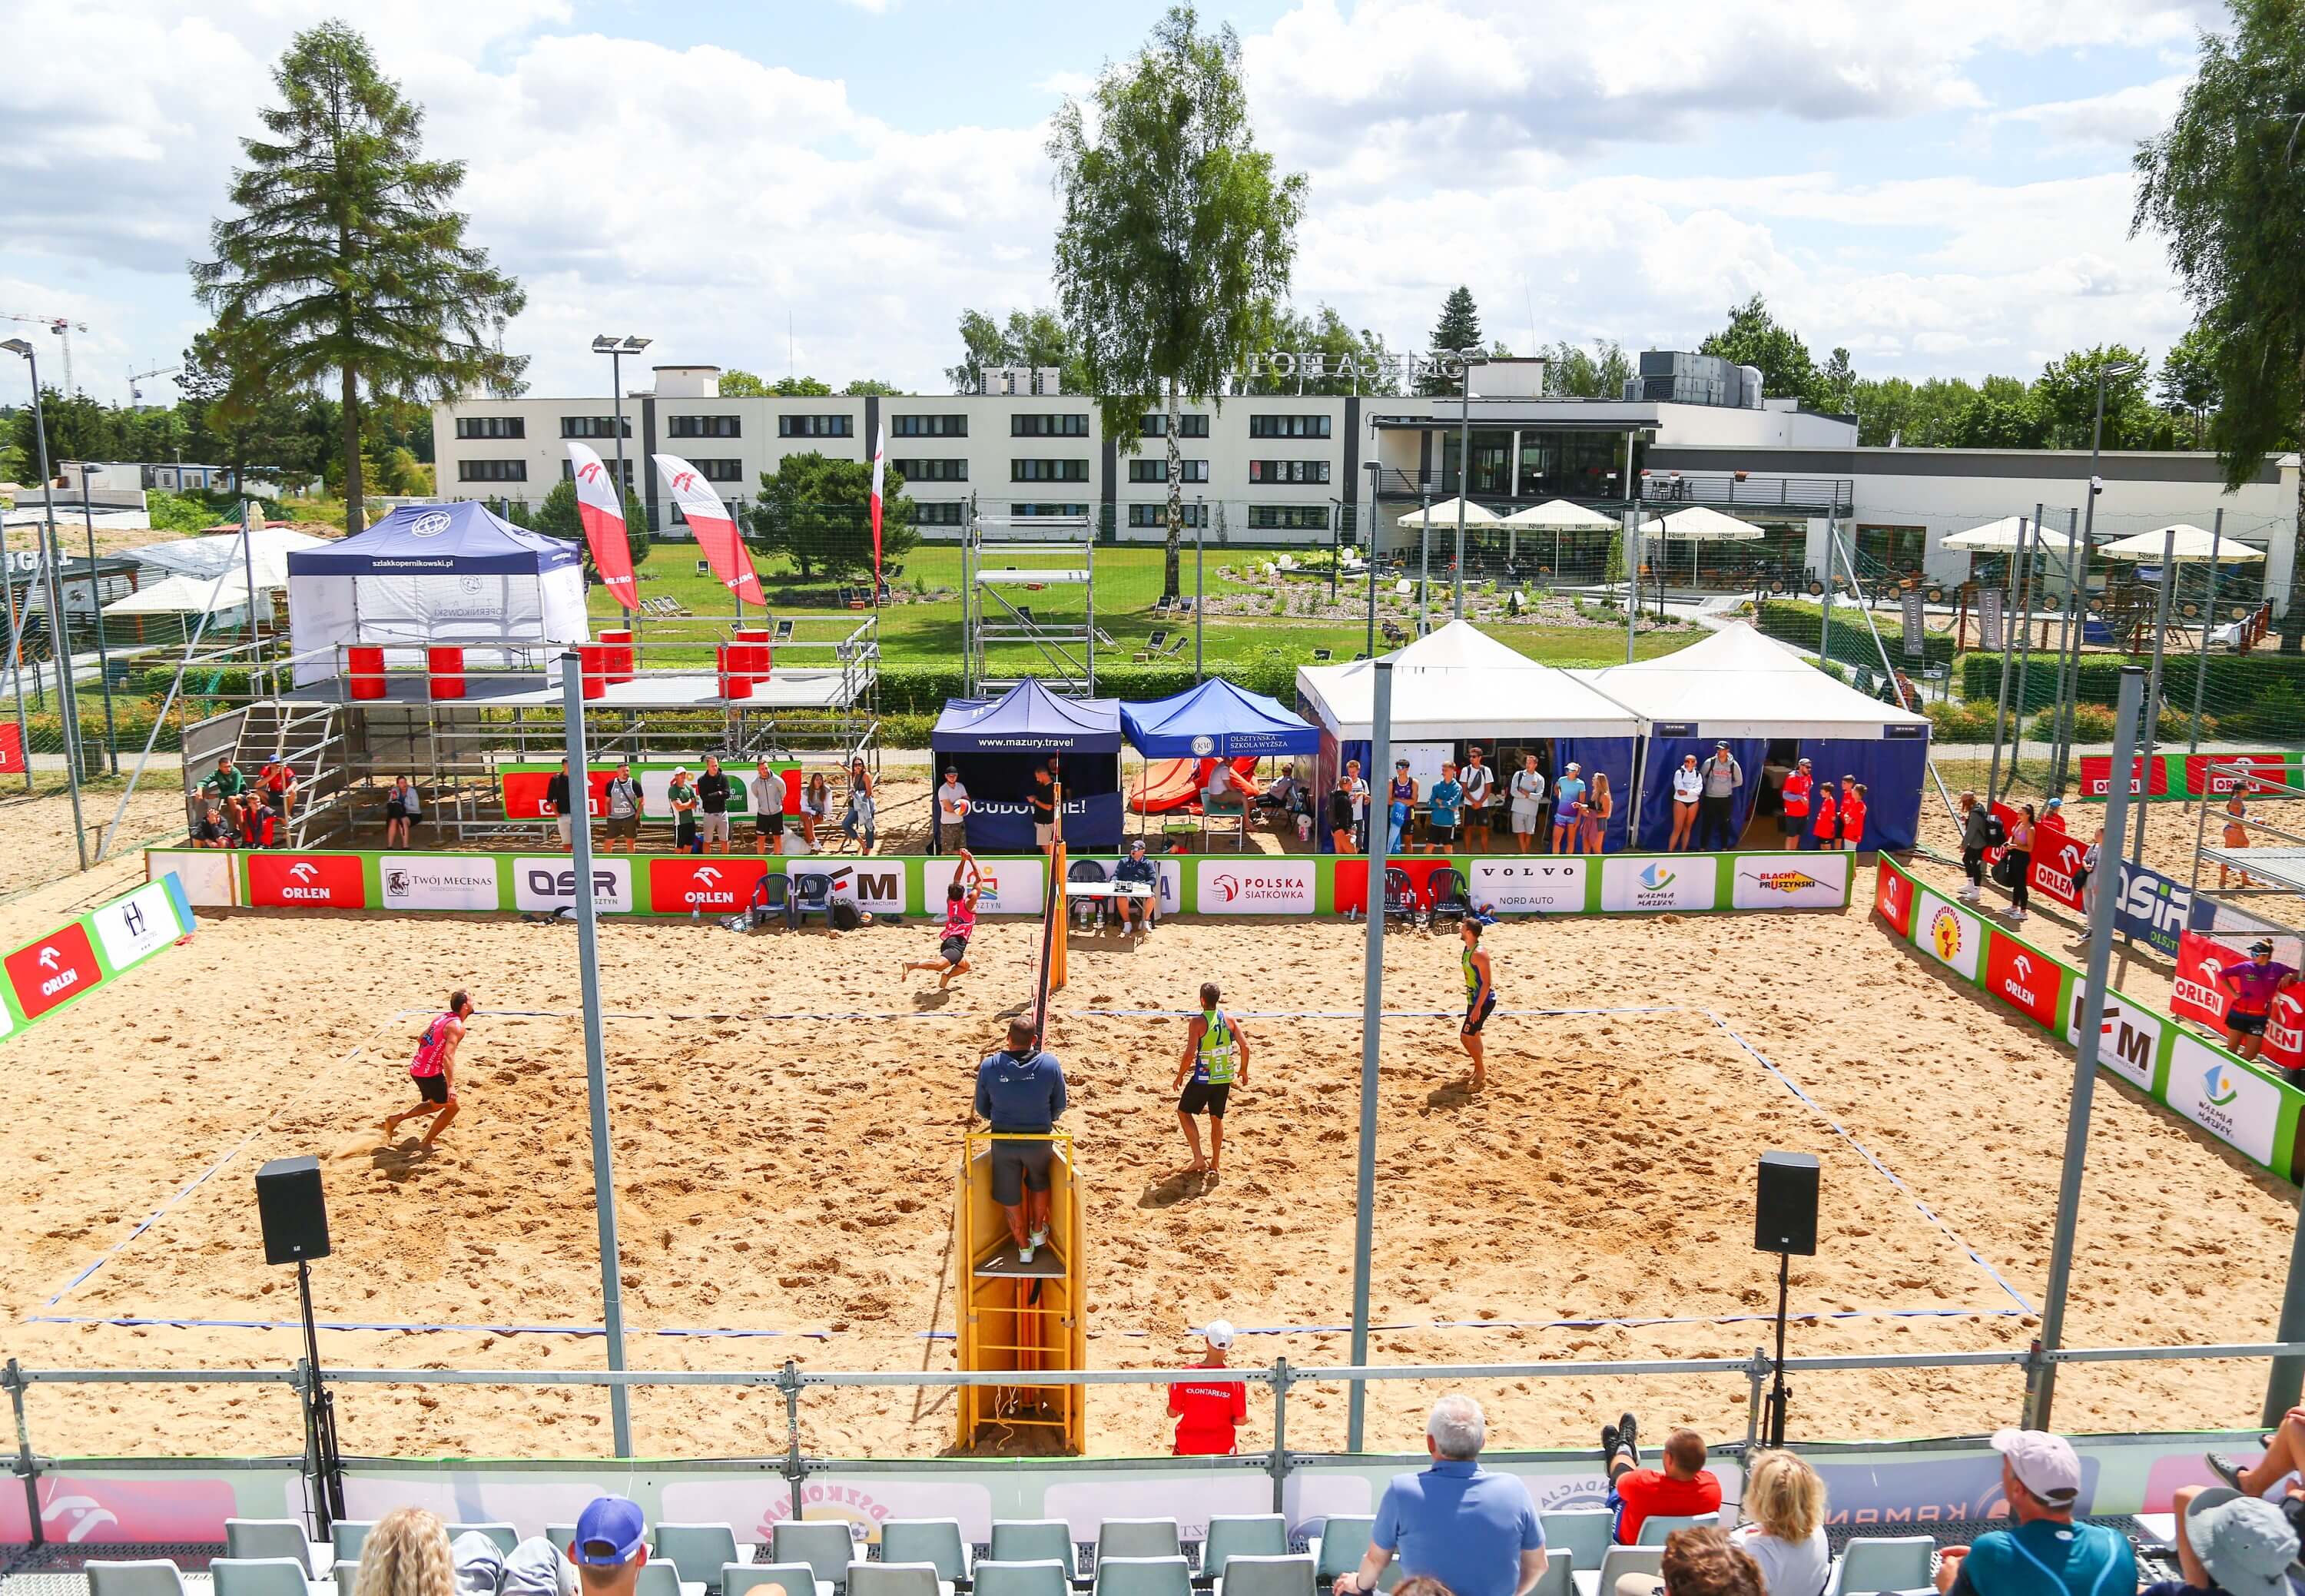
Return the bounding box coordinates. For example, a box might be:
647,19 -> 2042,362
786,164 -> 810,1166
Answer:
513,856 -> 634,914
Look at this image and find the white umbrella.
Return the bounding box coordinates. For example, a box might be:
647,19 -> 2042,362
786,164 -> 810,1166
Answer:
1501,499 -> 1619,529
1395,496 -> 1499,529
2097,524 -> 2266,562
104,570 -> 260,617
1654,505 -> 1765,542
1941,516 -> 2083,555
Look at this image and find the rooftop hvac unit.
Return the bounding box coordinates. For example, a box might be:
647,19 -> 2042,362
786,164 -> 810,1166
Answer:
1622,377 -> 1644,402
981,365 -> 1028,397
1031,366 -> 1063,396
1740,365 -> 1764,408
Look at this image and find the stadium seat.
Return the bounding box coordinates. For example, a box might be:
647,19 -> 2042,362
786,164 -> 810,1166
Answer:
87,1562 -> 190,1596
1382,866 -> 1421,928
1831,1537 -> 1936,1596
1093,1558 -> 1192,1596
1526,1558 -> 1569,1596
1425,866 -> 1468,928
970,1561 -> 1069,1596
1537,1511 -> 1610,1578
658,1525 -> 745,1591
725,1562 -> 829,1596
1211,1556 -> 1312,1596
332,1522 -> 377,1568
550,1528 -> 580,1563
448,1524 -> 522,1556
212,1559 -> 313,1596
880,1521 -> 971,1588
1307,1518 -> 1375,1587
1634,1514 -> 1717,1548
989,1524 -> 1073,1571
1097,1521 -> 1182,1563
1200,1518 -> 1288,1585
849,1564 -> 944,1596
635,1563 -> 685,1596
227,1520 -> 320,1578
774,1523 -> 861,1592
1575,1547 -> 1661,1596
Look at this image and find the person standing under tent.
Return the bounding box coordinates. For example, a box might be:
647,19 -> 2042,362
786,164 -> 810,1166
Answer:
1779,758 -> 1813,850
696,754 -> 734,855
904,850 -> 982,990
667,766 -> 700,854
1346,758 -> 1371,851
1697,742 -> 1743,851
1508,753 -> 1545,853
384,775 -> 419,848
383,990 -> 473,1150
1427,762 -> 1464,854
973,1018 -> 1067,1264
1459,918 -> 1497,1090
1668,753 -> 1703,851
1173,981 -> 1249,1180
1461,745 -> 1495,853
937,765 -> 970,855
1839,779 -> 1869,854
1387,759 -> 1417,856
1550,762 -> 1586,856
1030,764 -> 1058,854
2217,939 -> 2301,1067
1580,771 -> 1613,855
1329,772 -> 1358,856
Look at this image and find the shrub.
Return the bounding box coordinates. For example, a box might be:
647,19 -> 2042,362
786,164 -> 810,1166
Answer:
1927,699 -> 2001,742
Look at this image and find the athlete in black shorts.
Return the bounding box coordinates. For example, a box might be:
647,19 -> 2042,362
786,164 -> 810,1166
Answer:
1459,918 -> 1496,1090
1172,980 -> 1252,1180
973,1017 -> 1067,1263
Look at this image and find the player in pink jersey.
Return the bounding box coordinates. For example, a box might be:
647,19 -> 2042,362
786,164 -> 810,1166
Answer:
383,991 -> 473,1147
902,851 -> 983,990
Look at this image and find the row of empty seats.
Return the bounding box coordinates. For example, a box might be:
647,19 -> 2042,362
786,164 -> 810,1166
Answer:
84,1513 -> 1942,1596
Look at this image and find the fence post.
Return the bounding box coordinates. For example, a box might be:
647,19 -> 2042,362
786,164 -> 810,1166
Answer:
1269,1357 -> 1291,1516
5,1359 -> 41,1548
293,1359 -> 323,1538
1743,1349 -> 1766,1454
781,1359 -> 808,1514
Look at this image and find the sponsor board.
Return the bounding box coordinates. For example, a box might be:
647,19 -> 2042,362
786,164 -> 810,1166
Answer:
2064,988 -> 2164,1092
1468,858 -> 1589,914
0,722 -> 20,775
1985,937 -> 2061,1028
91,881 -> 181,971
648,858 -> 769,914
1600,855 -> 1717,913
1914,889 -> 1982,981
2186,752 -> 2290,798
2169,1033 -> 2280,1166
151,848 -> 235,907
2273,991 -> 2305,1068
1196,860 -> 1316,914
5,922 -> 101,1021
1332,856 -> 1459,916
816,861 -> 907,917
2171,931 -> 2233,1030
2111,861 -> 2192,959
2078,755 -> 2167,798
0,1473 -> 242,1545
660,1478 -> 996,1546
2028,825 -> 2085,912
929,855 -> 1046,914
512,857 -> 635,914
1731,855 -> 1848,911
247,853 -> 368,908
380,856 -> 502,912
501,768 -> 613,820
1874,861 -> 1914,936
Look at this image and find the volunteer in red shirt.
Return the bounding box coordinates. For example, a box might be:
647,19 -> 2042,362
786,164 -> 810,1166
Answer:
1778,758 -> 1812,851
1807,781 -> 1837,853
1836,778 -> 1868,854
2218,939 -> 2302,1064
1604,1417 -> 1723,1544
1168,1319 -> 1248,1455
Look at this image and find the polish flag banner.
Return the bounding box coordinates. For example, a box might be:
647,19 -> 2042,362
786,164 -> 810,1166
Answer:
565,443 -> 638,610
869,423 -> 887,591
652,453 -> 765,606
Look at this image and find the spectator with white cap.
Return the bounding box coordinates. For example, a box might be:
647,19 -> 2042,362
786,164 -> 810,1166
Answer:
1166,1317 -> 1246,1455
1932,1429 -> 2134,1596
565,1495 -> 652,1596
2144,1484 -> 2300,1596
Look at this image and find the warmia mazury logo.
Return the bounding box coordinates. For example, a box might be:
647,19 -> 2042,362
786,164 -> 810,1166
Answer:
1638,863 -> 1676,890
2204,1064 -> 2239,1107
1931,904 -> 1964,961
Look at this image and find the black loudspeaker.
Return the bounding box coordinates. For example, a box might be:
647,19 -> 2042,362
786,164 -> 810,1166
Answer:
1754,1151 -> 1819,1256
256,1155 -> 331,1264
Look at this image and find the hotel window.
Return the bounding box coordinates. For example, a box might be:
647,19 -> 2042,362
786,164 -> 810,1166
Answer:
456,416 -> 525,440
1248,413 -> 1332,439
458,459 -> 528,482
891,413 -> 967,437
1129,458 -> 1210,483
894,458 -> 967,482
1129,503 -> 1206,528
667,414 -> 741,438
916,502 -> 967,526
1139,413 -> 1209,438
560,457 -> 635,486
1011,413 -> 1089,437
778,413 -> 851,438
1249,460 -> 1331,485
1248,505 -> 1328,530
1858,524 -> 1927,572
1012,458 -> 1089,483
1013,502 -> 1089,518
693,458 -> 745,482
559,416 -> 629,439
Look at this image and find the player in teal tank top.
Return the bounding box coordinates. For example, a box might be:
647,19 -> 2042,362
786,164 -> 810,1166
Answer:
1173,980 -> 1253,1182
1459,919 -> 1497,1090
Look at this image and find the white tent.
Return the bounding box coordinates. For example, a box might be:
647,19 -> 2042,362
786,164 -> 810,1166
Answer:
1296,618 -> 1637,740
1580,621 -> 1929,739
2098,524 -> 2267,563
104,570 -> 258,619
1395,497 -> 1499,530
128,527 -> 328,589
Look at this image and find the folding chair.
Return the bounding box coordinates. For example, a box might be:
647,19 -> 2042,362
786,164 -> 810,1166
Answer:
1381,864 -> 1421,929
774,619 -> 795,641
1830,1537 -> 1936,1596
1135,629 -> 1170,663
210,1560 -> 311,1596
1161,635 -> 1188,659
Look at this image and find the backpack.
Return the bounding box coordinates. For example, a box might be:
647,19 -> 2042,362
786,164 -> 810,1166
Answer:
830,898 -> 861,932
1983,813 -> 2008,848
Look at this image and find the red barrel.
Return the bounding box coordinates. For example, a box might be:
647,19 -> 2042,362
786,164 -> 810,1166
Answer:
426,645 -> 466,700
735,627 -> 771,684
718,643 -> 753,700
347,645 -> 386,701
579,643 -> 609,701
599,628 -> 635,682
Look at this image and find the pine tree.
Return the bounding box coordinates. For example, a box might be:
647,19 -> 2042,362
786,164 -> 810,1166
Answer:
192,21 -> 526,533
1418,287 -> 1484,395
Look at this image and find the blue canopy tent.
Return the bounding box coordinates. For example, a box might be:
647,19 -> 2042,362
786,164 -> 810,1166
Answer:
1119,678 -> 1320,759
932,680 -> 1124,852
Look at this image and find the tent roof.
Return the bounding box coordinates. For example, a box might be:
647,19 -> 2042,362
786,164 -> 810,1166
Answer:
1580,621 -> 1931,739
129,528 -> 326,588
1397,496 -> 1498,528
286,501 -> 581,576
2098,524 -> 2267,563
1295,619 -> 1638,741
1119,676 -> 1319,758
1941,515 -> 2082,554
104,570 -> 258,617
931,679 -> 1123,754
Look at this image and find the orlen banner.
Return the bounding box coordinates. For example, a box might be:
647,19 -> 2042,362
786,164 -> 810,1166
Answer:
1195,860 -> 1317,915
2079,755 -> 2168,798
648,858 -> 768,915
2174,931 -> 2305,1073
1468,858 -> 1588,914
2028,825 -> 2087,912
1914,888 -> 1983,981
1731,854 -> 1851,911
5,922 -> 101,1021
1874,859 -> 1915,937
513,856 -> 634,915
2187,753 -> 2290,797
1985,937 -> 2062,1028
4,874 -> 195,1040
2170,1033 -> 2280,1167
0,721 -> 21,775
1600,855 -> 1717,913
247,852 -> 367,908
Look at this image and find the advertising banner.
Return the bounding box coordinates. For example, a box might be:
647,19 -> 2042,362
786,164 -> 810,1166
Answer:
2028,824 -> 2086,912
1600,855 -> 1718,913
2080,755 -> 2169,798
831,861 -> 909,917
1914,888 -> 1983,981
1195,860 -> 1318,915
0,721 -> 20,775
90,881 -> 181,971
2064,988 -> 2164,1093
5,921 -> 101,1021
2187,753 -> 2291,798
1874,858 -> 1914,937
1730,854 -> 1850,911
149,849 -> 235,908
380,855 -> 502,913
1978,586 -> 2003,652
648,858 -> 768,915
1984,937 -> 2062,1028
247,852 -> 368,909
501,763 -> 797,821
2110,860 -> 2194,959
928,855 -> 1046,915
1468,858 -> 1590,914
2174,931 -> 2305,1071
2169,1033 -> 2281,1166
512,856 -> 634,914
3,875 -> 194,1041
1332,855 -> 1464,917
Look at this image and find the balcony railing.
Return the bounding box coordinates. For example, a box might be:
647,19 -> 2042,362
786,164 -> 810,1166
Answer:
1367,466 -> 1853,516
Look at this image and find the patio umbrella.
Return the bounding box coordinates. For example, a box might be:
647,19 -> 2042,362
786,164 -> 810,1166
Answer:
2097,524 -> 2265,562
1395,496 -> 1499,529
1500,499 -> 1618,529
1941,516 -> 2084,555
1653,504 -> 1763,586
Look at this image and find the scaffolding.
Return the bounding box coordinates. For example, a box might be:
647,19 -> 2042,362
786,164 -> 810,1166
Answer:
963,510 -> 1098,697
2191,760 -> 2305,958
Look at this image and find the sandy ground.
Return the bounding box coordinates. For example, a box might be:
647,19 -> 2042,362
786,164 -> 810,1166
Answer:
3,838 -> 2300,1463
0,781 -> 191,907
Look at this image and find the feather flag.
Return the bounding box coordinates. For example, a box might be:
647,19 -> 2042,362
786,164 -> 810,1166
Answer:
565,443 -> 638,610
869,423 -> 887,593
652,453 -> 765,606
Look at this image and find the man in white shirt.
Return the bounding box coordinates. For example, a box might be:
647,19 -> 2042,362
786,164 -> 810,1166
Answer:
1346,758 -> 1371,851
937,766 -> 970,854
1461,746 -> 1496,853
750,761 -> 786,858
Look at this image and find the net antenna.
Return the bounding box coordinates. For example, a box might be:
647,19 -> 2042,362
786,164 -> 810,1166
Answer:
1033,755 -> 1066,1043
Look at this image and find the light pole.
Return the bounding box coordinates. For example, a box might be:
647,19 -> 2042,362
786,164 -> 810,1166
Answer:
76,465 -> 119,774
592,334 -> 651,534
1362,460 -> 1381,659
4,337 -> 88,868
2050,357 -> 2142,795
0,502 -> 32,792
1452,348 -> 1481,619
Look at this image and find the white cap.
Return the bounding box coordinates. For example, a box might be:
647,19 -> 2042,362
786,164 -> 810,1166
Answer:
1991,1428 -> 2081,1505
1201,1319 -> 1235,1349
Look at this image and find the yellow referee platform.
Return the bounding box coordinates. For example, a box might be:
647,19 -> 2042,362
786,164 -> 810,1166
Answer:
954,1128 -> 1087,1452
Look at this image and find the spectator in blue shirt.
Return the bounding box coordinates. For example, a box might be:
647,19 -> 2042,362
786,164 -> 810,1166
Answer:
1427,764 -> 1465,854
974,1019 -> 1068,1264
1933,1429 -> 2134,1596
1113,838 -> 1161,931
1334,1395 -> 1547,1596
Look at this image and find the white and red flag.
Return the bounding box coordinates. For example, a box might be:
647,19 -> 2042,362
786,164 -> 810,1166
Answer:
564,443 -> 638,610
652,453 -> 765,606
869,423 -> 887,591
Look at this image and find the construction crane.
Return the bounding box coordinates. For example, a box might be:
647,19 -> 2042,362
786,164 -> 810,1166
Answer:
128,364 -> 181,404
1,311 -> 89,395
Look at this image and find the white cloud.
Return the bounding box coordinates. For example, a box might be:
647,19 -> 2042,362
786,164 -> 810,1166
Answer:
1989,75 -> 2191,151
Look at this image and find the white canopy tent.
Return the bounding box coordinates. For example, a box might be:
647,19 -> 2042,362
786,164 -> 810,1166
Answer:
1297,619 -> 1639,741
104,570 -> 258,619
2097,524 -> 2267,563
1580,621 -> 1929,739
128,528 -> 327,590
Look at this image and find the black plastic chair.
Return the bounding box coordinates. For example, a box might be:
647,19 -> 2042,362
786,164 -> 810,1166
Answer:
1381,865 -> 1421,928
1426,866 -> 1468,930
1066,857 -> 1109,929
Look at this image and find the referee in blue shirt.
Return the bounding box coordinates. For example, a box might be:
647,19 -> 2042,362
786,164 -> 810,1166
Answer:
1335,1395 -> 1547,1596
974,1019 -> 1068,1264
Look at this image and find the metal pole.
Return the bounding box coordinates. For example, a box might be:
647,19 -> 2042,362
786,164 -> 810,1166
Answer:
1819,518 -> 1836,672
1623,508 -> 1640,665
2187,509 -> 2224,778
2264,1180 -> 2305,1421
1347,659 -> 1392,1453
1418,489 -> 1430,636
25,357 -> 88,868
2047,508 -> 2084,795
1268,1356 -> 1289,1514
1194,493 -> 1206,682
2055,384 -> 2114,795
1454,353 -> 1470,619
1985,514 -> 2028,805
2007,508 -> 2045,801
560,653 -> 633,1456
2130,524 -> 2177,867
0,512 -> 32,791
240,494 -> 267,701
610,349 -> 630,546
78,473 -> 118,773
2025,664 -> 2144,1432
1365,474 -> 1379,659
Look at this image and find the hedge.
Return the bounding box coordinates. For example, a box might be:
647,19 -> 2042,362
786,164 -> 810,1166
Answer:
1959,652 -> 2305,715
1754,599 -> 1955,670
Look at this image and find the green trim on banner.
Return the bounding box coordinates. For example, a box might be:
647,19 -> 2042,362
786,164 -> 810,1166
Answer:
1,874 -> 196,1044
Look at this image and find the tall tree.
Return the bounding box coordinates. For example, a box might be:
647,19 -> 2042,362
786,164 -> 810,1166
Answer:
1818,347 -> 1857,414
2031,345 -> 2155,449
1049,5 -> 1305,598
523,478 -> 653,582
843,377 -> 901,397
769,375 -> 833,396
946,307 -> 1074,392
2156,323 -> 2224,445
2135,0 -> 2305,648
1418,287 -> 1483,395
1700,294 -> 1822,406
192,20 -> 526,534
745,452 -> 917,582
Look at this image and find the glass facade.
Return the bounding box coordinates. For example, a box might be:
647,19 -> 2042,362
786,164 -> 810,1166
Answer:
1435,428 -> 1640,500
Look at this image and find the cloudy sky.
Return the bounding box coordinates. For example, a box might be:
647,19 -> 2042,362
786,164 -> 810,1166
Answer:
0,0 -> 2220,408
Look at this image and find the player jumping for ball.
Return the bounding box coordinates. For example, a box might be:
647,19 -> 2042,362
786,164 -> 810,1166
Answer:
903,849 -> 983,990
383,990 -> 473,1148
1459,919 -> 1495,1090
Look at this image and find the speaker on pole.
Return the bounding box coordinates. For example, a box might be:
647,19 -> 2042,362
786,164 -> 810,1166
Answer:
1754,1151 -> 1820,1448
256,1155 -> 331,1264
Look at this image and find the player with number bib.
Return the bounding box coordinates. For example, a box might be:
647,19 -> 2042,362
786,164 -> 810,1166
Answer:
1173,981 -> 1252,1182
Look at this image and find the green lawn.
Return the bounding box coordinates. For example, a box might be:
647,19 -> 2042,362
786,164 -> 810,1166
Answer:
600,543 -> 1699,669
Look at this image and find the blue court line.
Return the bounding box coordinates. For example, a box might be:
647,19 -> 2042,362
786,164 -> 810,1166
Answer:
24,1313 -> 831,1339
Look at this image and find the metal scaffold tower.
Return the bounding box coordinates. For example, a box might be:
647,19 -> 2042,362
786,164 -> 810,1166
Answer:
963,509 -> 1097,697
